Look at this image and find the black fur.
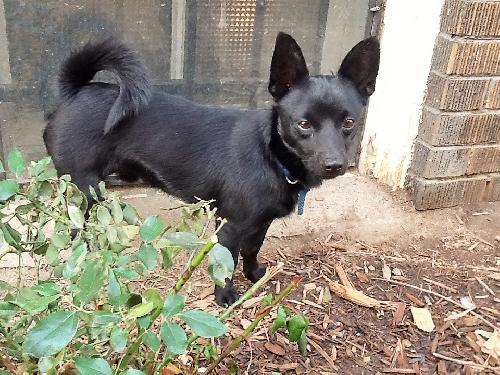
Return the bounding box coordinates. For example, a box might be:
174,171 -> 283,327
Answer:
44,33 -> 380,306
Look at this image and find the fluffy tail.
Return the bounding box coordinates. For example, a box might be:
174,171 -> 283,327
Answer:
58,38 -> 152,134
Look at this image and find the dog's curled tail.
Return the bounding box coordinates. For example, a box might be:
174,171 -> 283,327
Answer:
58,38 -> 152,134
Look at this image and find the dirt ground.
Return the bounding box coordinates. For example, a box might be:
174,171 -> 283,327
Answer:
1,173 -> 498,374
117,173 -> 499,375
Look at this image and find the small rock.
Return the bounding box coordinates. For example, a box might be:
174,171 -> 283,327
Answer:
368,265 -> 375,271
392,267 -> 403,276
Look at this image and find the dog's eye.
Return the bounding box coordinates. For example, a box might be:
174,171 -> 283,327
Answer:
297,120 -> 312,131
342,118 -> 355,130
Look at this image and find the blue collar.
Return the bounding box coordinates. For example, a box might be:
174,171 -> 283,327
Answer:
276,162 -> 310,215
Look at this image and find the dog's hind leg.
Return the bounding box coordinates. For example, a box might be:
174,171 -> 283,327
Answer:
241,221 -> 271,283
214,221 -> 242,306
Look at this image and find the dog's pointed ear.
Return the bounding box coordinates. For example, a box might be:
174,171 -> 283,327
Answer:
338,37 -> 380,98
268,32 -> 309,100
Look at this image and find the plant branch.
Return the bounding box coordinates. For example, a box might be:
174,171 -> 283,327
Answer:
157,263 -> 285,372
206,276 -> 301,374
118,237 -> 218,372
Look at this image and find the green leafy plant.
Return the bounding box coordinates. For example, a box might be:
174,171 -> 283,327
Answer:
0,150 -> 307,374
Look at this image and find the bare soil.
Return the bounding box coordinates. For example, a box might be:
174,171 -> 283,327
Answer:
1,174 -> 498,374
116,175 -> 499,375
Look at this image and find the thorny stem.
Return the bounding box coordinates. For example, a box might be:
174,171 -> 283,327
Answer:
206,277 -> 301,374
117,238 -> 218,373
156,263 -> 285,372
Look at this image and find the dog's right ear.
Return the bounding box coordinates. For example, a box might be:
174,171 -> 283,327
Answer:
268,32 -> 309,100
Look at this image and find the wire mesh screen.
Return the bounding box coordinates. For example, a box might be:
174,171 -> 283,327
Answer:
0,0 -> 371,163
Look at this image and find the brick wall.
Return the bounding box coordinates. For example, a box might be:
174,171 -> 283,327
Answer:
410,0 -> 500,210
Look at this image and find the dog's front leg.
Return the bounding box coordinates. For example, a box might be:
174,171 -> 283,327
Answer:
214,221 -> 242,306
241,221 -> 271,283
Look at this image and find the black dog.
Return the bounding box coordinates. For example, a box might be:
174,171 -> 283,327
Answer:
44,33 -> 380,306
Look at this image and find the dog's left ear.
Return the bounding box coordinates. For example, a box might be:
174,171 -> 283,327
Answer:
338,37 -> 380,98
268,32 -> 309,100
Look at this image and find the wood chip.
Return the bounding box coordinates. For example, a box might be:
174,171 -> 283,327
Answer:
405,292 -> 425,307
355,271 -> 370,283
242,295 -> 265,309
410,306 -> 435,332
335,264 -> 354,289
308,338 -> 336,368
264,342 -> 285,356
329,281 -> 381,308
423,277 -> 458,294
392,302 -> 406,326
381,368 -> 418,373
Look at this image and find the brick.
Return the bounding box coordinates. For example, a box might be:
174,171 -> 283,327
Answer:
484,78 -> 500,109
419,108 -> 500,146
412,141 -> 500,178
432,35 -> 500,76
441,0 -> 500,37
411,173 -> 500,210
425,72 -> 489,111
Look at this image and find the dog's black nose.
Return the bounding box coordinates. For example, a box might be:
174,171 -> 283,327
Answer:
324,161 -> 343,173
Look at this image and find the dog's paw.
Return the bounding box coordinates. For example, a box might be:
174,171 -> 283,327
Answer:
244,264 -> 267,283
214,283 -> 240,307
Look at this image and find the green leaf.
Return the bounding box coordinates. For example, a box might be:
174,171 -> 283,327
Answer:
7,149 -> 25,176
62,243 -> 87,280
51,233 -> 71,249
204,344 -> 217,360
38,356 -> 55,373
32,282 -> 60,296
15,203 -> 35,214
97,206 -> 112,226
165,232 -> 203,251
139,216 -> 164,241
0,280 -> 12,291
143,331 -> 161,352
108,270 -> 126,306
90,312 -> 120,328
123,204 -> 139,225
0,301 -> 17,320
144,289 -> 163,310
271,306 -> 287,333
115,266 -> 139,280
160,322 -> 187,355
260,294 -> 273,307
127,301 -> 155,320
298,330 -> 308,356
0,180 -> 19,201
107,226 -> 118,244
75,356 -> 112,375
162,294 -> 185,318
287,315 -> 308,342
29,156 -> 51,177
137,243 -> 158,271
161,247 -> 181,271
68,204 -> 85,229
122,370 -> 146,375
110,199 -> 123,223
22,311 -> 78,358
1,222 -> 20,245
136,315 -> 151,329
46,245 -> 59,266
207,244 -> 234,287
75,260 -> 106,303
110,326 -> 128,353
180,310 -> 226,338
12,287 -> 60,315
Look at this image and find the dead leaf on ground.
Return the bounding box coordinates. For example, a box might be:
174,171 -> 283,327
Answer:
475,329 -> 500,359
264,342 -> 285,356
355,271 -> 369,283
392,302 -> 406,325
410,306 -> 435,332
